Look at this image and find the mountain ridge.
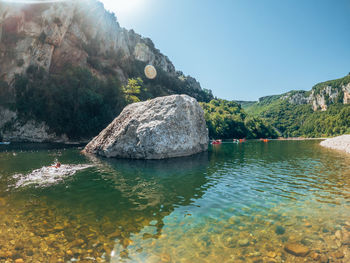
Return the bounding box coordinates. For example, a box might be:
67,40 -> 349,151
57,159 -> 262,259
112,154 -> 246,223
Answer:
240,73 -> 350,112
240,73 -> 350,137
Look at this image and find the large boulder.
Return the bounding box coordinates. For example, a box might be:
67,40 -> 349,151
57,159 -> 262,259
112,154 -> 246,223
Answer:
83,95 -> 209,159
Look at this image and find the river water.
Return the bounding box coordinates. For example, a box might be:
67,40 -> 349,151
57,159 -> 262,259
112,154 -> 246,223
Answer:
0,140 -> 350,262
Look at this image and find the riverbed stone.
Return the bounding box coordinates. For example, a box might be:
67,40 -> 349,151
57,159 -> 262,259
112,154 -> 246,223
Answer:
83,95 -> 209,159
341,231 -> 350,245
0,250 -> 7,259
332,250 -> 344,259
310,252 -> 320,260
275,225 -> 285,235
238,238 -> 250,247
284,243 -> 310,257
266,251 -> 276,258
68,239 -> 84,248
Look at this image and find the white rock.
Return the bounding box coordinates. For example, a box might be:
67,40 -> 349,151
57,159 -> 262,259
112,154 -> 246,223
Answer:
83,95 -> 209,159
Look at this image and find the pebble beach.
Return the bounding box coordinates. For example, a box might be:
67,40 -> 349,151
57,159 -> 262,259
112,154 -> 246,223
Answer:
320,135 -> 350,154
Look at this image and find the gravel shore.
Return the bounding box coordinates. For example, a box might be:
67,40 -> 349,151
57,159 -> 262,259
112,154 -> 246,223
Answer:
320,135 -> 350,153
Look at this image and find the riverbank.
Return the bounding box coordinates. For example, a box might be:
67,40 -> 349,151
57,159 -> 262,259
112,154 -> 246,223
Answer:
277,137 -> 326,141
320,135 -> 350,154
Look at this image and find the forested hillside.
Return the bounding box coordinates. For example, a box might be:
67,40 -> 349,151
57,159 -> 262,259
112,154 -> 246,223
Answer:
200,100 -> 278,139
242,74 -> 350,138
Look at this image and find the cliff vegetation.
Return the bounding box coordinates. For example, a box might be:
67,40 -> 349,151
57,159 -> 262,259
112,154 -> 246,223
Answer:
242,74 -> 350,138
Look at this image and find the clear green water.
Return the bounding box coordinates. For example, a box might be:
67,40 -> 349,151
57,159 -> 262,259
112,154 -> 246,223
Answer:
0,140 -> 350,262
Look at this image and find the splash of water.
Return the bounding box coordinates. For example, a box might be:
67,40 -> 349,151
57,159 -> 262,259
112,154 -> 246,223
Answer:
12,164 -> 94,188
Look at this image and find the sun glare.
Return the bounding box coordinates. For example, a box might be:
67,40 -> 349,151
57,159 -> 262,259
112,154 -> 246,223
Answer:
100,0 -> 145,18
0,0 -> 147,22
0,0 -> 67,3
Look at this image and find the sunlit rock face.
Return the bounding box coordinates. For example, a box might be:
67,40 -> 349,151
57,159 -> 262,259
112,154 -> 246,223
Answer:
260,81 -> 350,112
310,80 -> 350,111
83,95 -> 209,159
311,86 -> 341,111
0,0 -> 175,82
0,0 -> 204,142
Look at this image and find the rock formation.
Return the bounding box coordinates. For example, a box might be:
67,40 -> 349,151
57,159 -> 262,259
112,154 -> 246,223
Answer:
311,82 -> 350,111
0,0 -> 176,82
0,0 -> 211,142
83,95 -> 209,159
255,74 -> 350,111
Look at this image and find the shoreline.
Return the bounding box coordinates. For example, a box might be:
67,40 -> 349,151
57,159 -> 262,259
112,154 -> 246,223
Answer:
275,137 -> 326,141
320,135 -> 350,154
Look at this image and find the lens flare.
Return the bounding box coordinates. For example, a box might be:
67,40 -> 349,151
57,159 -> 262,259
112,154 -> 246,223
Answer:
144,65 -> 157,80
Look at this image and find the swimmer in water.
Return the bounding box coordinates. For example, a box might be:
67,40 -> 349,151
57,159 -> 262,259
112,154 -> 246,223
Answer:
51,162 -> 61,168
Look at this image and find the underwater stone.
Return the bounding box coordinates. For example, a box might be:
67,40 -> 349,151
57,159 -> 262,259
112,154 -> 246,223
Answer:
238,238 -> 250,247
266,251 -> 277,258
275,225 -> 285,235
284,243 -> 310,257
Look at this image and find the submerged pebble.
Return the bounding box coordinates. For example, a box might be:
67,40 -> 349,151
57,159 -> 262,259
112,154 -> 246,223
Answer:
238,238 -> 250,247
275,225 -> 285,235
284,243 -> 310,257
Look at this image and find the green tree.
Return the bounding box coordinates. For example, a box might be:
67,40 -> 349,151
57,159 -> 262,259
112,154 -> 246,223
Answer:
200,99 -> 278,139
123,77 -> 143,103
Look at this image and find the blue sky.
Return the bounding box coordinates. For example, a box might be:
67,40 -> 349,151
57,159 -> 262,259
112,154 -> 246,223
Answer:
101,0 -> 350,101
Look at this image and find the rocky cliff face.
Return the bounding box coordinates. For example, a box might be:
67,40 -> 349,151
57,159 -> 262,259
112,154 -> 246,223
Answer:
0,0 -> 208,142
309,75 -> 350,111
0,0 -> 177,82
281,91 -> 311,105
256,74 -> 350,111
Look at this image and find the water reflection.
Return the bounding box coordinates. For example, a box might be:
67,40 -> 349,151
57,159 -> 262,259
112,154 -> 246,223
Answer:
1,141 -> 350,262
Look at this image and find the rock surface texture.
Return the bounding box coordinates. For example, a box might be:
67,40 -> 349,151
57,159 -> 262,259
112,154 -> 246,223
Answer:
84,95 -> 209,159
320,135 -> 350,154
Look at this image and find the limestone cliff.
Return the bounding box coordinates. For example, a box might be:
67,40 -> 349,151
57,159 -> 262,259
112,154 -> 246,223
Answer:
255,74 -> 350,111
0,0 -> 177,82
0,0 -> 211,142
310,77 -> 350,111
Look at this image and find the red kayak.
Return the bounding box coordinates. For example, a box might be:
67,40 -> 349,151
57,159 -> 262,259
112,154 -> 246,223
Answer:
211,140 -> 222,145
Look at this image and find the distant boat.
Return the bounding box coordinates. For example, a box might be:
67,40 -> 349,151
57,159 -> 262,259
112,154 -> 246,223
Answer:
211,140 -> 222,145
0,142 -> 10,145
260,138 -> 269,142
